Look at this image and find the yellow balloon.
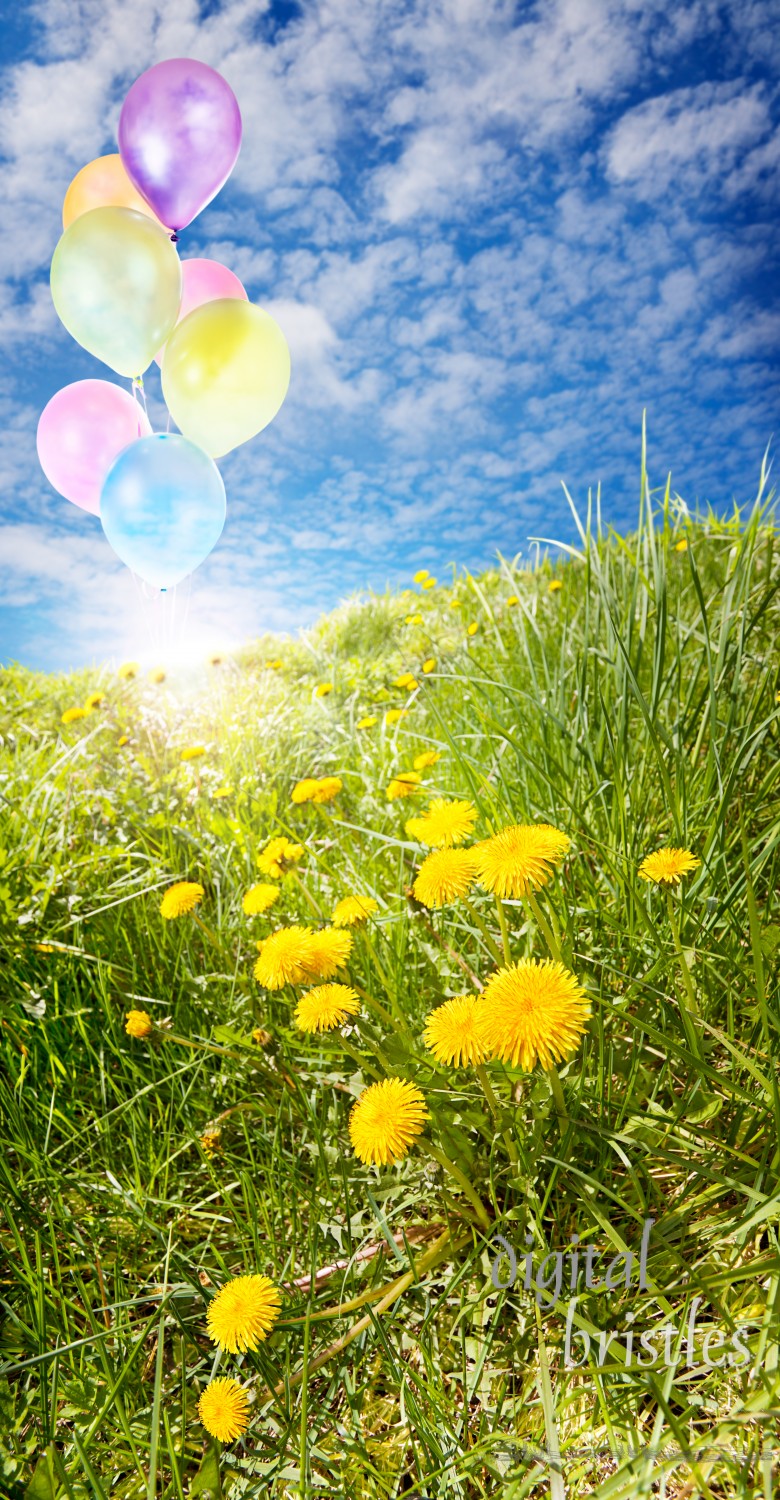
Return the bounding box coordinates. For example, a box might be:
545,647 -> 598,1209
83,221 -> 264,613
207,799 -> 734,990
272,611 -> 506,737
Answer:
62,154 -> 165,230
161,299 -> 290,457
50,207 -> 182,378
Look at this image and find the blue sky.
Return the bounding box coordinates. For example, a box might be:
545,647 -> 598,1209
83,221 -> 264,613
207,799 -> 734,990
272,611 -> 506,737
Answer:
1,0 -> 778,672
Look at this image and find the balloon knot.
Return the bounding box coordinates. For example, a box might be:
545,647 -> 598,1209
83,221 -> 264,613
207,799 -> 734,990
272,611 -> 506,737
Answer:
170,232 -> 179,243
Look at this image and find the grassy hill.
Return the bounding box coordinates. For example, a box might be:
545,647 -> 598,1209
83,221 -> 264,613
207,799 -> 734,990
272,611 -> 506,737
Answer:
1,454 -> 779,1499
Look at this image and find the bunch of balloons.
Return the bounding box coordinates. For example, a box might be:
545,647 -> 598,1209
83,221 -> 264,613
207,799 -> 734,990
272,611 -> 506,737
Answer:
37,58 -> 290,589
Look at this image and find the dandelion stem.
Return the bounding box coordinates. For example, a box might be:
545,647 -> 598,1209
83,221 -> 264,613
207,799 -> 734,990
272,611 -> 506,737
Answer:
476,1063 -> 501,1117
164,1032 -> 247,1063
462,897 -> 504,966
526,891 -> 562,963
360,928 -> 394,997
353,984 -> 402,1032
422,1141 -> 491,1230
290,869 -> 324,920
494,896 -> 512,966
664,890 -> 702,1057
546,1065 -> 567,1121
338,1034 -> 382,1080
270,1228 -> 469,1397
476,1063 -> 521,1171
664,891 -> 699,1015
190,912 -> 222,951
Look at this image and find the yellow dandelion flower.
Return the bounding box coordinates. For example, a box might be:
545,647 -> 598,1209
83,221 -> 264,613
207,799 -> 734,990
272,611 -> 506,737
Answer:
413,749 -> 441,770
254,926 -> 315,989
312,776 -> 342,804
84,691 -> 105,710
476,959 -> 590,1071
674,539 -> 689,552
295,983 -> 361,1032
266,657 -> 283,669
474,824 -> 570,898
349,1077 -> 428,1166
257,836 -> 305,879
197,1378 -> 249,1443
386,771 -> 423,801
252,1027 -> 271,1046
413,847 -> 479,908
243,883 -> 280,917
467,621 -> 479,636
449,599 -> 461,610
422,577 -> 437,590
332,895 -> 378,926
357,715 -> 379,729
776,690 -> 780,704
291,777 -> 319,804
405,798 -> 477,848
148,667 -> 166,683
118,661 -> 139,680
212,785 -> 231,799
315,682 -> 333,698
61,706 -> 86,724
160,881 -> 204,919
423,995 -> 488,1066
422,658 -> 436,674
548,580 -> 563,594
200,1129 -> 222,1157
638,847 -> 701,885
385,707 -> 410,726
207,1273 -> 281,1353
405,612 -> 423,625
35,943 -> 55,954
413,569 -> 430,583
117,735 -> 130,748
304,927 -> 353,979
506,595 -> 519,607
181,745 -> 206,761
125,1009 -> 153,1039
208,652 -> 223,665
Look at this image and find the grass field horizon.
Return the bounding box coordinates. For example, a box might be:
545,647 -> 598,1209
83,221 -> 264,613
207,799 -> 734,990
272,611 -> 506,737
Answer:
2,440 -> 779,1500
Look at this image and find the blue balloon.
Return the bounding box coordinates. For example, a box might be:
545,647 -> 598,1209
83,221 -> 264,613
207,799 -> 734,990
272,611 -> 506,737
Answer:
100,432 -> 226,588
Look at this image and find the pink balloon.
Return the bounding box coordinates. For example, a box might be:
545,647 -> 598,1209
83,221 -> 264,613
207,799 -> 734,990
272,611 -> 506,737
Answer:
37,380 -> 151,515
154,257 -> 247,365
118,59 -> 242,232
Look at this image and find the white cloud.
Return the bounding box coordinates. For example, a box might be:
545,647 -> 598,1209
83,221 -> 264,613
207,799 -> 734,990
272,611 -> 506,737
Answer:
604,81 -> 773,197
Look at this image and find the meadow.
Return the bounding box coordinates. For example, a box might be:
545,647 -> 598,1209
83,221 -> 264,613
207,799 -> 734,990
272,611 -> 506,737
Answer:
1,445 -> 779,1500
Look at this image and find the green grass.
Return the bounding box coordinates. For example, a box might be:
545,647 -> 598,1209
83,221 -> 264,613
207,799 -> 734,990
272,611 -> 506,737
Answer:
1,439 -> 779,1499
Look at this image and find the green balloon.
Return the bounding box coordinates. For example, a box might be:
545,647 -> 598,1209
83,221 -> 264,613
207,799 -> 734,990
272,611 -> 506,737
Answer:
50,207 -> 182,378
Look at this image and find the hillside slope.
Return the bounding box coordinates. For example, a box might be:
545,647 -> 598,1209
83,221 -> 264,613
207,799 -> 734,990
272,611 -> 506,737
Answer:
1,468 -> 779,1499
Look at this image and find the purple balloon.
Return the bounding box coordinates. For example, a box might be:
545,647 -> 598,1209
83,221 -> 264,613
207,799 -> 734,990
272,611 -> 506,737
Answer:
118,59 -> 242,232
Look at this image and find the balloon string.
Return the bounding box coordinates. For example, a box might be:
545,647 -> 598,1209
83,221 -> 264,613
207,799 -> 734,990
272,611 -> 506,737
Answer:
129,571 -> 157,657
132,376 -> 149,435
177,572 -> 193,651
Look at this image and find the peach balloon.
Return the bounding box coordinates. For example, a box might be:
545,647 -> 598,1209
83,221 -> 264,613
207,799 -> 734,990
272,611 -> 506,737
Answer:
155,257 -> 247,364
62,154 -> 166,230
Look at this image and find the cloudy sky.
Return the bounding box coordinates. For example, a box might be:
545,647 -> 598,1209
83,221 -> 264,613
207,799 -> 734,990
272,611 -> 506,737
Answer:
1,0 -> 778,671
